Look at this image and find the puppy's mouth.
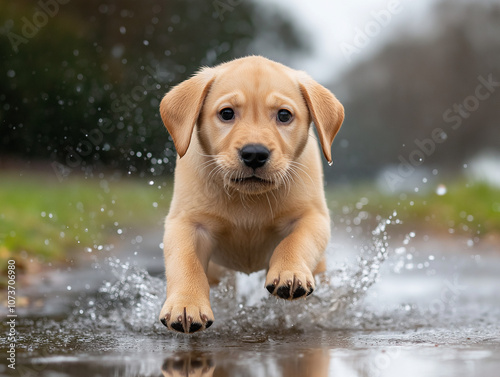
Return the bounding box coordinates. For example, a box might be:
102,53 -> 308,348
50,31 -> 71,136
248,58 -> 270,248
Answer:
231,175 -> 272,185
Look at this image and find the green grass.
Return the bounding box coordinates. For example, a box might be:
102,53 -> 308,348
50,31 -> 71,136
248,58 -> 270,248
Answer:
327,180 -> 500,236
0,172 -> 173,274
1,172 -> 498,277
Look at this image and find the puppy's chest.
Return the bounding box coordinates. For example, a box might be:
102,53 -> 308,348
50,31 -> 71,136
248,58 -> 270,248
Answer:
211,222 -> 287,273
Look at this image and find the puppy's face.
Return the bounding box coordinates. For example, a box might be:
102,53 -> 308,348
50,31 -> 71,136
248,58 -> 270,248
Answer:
160,56 -> 344,195
197,60 -> 311,194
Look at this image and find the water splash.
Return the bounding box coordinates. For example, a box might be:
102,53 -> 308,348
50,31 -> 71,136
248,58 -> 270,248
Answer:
72,258 -> 164,333
69,214 -> 409,336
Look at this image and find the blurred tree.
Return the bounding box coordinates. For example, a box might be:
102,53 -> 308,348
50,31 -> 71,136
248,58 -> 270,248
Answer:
331,0 -> 500,181
0,0 -> 307,176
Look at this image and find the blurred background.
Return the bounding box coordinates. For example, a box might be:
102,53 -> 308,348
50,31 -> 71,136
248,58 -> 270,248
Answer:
0,0 -> 499,273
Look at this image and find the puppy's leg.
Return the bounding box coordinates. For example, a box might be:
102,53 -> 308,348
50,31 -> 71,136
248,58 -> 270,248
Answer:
265,212 -> 330,299
159,218 -> 214,333
206,261 -> 230,286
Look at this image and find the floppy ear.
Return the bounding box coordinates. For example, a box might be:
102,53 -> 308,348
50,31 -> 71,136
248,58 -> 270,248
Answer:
298,75 -> 345,164
159,68 -> 215,158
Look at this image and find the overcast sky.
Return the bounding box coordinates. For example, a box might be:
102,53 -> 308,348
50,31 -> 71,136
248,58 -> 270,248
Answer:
259,0 -> 439,82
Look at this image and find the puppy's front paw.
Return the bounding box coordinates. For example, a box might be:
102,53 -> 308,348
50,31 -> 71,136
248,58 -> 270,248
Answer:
265,269 -> 315,300
159,297 -> 214,334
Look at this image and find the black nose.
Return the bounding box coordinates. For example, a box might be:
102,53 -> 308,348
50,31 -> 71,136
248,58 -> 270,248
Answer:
240,144 -> 270,169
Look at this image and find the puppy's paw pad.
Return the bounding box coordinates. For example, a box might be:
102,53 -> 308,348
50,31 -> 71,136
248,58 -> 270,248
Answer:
293,286 -> 307,298
276,285 -> 291,299
170,321 -> 185,333
266,284 -> 276,294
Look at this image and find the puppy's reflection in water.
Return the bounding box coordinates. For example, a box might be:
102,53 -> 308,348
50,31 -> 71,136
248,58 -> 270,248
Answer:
161,352 -> 216,377
161,347 -> 330,377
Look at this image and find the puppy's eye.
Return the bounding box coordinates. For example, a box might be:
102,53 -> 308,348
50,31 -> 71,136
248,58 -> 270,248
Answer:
277,109 -> 293,124
219,108 -> 235,122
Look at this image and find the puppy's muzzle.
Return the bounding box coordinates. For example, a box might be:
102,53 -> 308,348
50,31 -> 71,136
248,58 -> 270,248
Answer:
239,144 -> 270,169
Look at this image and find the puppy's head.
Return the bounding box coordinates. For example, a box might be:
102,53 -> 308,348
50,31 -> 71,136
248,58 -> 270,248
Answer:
160,56 -> 344,194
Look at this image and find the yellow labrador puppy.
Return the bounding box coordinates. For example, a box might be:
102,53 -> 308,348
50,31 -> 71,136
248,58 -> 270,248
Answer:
158,56 -> 344,333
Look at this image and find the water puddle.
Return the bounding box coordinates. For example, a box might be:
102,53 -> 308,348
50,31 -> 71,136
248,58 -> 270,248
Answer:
2,211 -> 500,376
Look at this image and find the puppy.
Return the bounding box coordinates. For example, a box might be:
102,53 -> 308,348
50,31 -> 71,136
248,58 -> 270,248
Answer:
158,56 -> 344,333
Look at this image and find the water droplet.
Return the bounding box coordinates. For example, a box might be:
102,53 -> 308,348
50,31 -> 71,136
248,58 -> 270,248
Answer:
67,286 -> 72,291
436,184 -> 447,196
395,247 -> 406,254
119,26 -> 126,34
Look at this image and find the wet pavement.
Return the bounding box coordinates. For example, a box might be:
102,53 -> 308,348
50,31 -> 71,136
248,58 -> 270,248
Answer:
1,222 -> 499,377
